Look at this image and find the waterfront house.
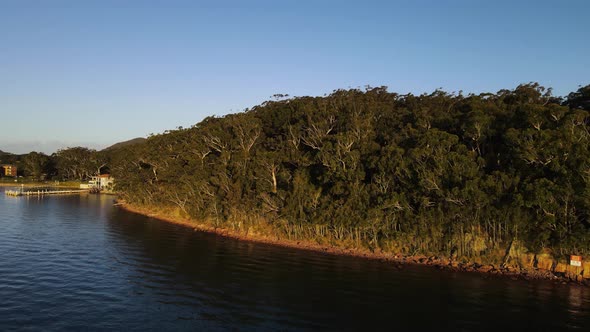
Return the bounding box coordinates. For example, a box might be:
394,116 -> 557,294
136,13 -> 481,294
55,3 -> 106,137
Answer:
1,164 -> 17,177
81,174 -> 114,190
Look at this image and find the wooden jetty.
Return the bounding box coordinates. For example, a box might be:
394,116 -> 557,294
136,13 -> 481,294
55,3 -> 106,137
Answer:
5,188 -> 89,197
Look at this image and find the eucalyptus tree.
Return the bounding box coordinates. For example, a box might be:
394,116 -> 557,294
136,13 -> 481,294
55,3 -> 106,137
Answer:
104,83 -> 590,259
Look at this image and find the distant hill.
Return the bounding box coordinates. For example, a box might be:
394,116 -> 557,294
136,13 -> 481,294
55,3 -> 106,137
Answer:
0,150 -> 18,165
103,137 -> 147,151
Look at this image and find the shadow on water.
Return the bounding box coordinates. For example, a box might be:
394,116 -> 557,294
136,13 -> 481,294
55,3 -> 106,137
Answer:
1,188 -> 590,331
106,205 -> 590,331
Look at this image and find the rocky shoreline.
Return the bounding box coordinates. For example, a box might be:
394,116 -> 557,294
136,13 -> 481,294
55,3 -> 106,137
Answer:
117,201 -> 589,287
404,256 -> 587,285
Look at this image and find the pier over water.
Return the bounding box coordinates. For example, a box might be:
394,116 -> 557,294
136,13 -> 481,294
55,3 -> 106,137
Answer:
5,187 -> 88,197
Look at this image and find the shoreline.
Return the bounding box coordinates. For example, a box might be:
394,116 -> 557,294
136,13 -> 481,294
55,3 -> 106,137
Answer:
118,201 -> 588,286
0,182 -> 81,189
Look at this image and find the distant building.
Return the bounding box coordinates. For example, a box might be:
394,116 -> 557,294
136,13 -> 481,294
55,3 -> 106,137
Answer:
1,164 -> 17,177
80,174 -> 114,190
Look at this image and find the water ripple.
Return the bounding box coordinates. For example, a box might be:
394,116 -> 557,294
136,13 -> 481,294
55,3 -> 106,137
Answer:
1,189 -> 590,330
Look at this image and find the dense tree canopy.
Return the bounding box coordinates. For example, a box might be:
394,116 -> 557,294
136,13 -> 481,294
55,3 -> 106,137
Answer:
4,84 -> 590,262
53,147 -> 107,181
22,152 -> 53,180
104,83 -> 590,260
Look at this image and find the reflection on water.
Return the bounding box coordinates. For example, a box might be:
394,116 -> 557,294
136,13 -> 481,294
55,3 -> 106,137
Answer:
1,187 -> 590,331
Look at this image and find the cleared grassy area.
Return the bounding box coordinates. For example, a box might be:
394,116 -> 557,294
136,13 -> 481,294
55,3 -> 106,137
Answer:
0,178 -> 83,188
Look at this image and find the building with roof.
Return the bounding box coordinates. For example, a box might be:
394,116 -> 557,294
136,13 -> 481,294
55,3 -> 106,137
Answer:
80,174 -> 114,190
1,164 -> 17,177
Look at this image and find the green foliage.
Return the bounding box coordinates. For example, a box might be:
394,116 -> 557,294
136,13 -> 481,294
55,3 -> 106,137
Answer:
53,147 -> 107,180
62,84 -> 590,258
22,151 -> 53,180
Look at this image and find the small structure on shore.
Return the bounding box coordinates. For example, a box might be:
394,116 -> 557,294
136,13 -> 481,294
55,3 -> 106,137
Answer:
1,164 -> 17,177
570,255 -> 582,267
80,174 -> 114,191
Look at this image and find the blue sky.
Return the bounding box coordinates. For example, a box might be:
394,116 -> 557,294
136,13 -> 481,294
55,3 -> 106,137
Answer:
1,0 -> 588,154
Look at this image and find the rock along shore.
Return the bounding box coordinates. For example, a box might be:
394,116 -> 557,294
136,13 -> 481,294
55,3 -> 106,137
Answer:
117,201 -> 589,287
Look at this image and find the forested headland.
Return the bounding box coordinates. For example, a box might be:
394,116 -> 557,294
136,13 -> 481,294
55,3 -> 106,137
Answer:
4,83 -> 590,267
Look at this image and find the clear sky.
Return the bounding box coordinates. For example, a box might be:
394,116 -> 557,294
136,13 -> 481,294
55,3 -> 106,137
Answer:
1,0 -> 588,154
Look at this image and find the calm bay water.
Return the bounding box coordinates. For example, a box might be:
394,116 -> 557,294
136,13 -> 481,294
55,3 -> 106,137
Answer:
1,187 -> 590,331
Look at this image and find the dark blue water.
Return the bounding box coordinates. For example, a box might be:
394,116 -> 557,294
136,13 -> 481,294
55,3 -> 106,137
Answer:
1,187 -> 590,331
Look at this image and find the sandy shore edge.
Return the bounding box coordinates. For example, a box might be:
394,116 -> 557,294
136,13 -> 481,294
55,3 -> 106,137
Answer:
117,200 -> 587,286
0,182 -> 80,188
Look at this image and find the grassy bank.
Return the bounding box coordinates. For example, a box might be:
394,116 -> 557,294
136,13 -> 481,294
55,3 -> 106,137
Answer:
0,179 -> 82,188
117,201 -> 590,286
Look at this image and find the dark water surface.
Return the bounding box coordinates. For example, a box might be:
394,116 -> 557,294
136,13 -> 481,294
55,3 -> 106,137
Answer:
1,188 -> 590,331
